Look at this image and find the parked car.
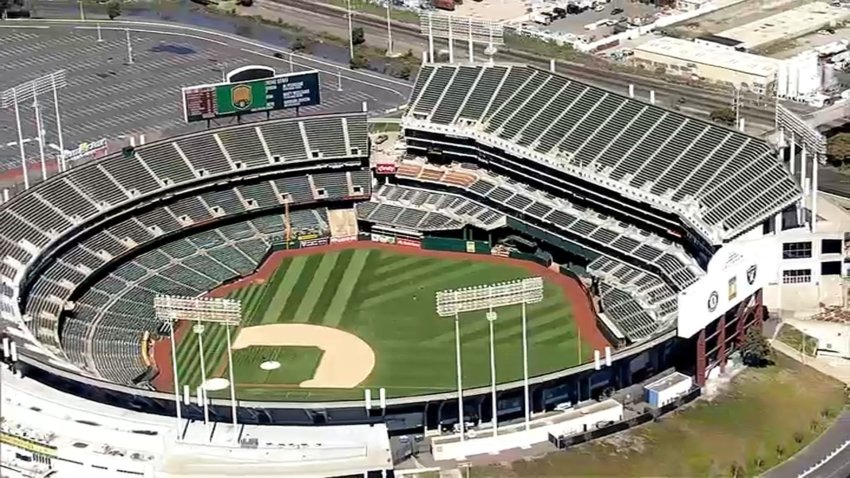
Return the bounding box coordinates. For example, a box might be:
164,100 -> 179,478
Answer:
611,7 -> 623,14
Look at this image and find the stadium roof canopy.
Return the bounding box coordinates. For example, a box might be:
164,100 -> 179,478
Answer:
403,63 -> 802,243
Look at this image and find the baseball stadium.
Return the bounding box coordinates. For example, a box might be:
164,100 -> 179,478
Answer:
0,22 -> 807,478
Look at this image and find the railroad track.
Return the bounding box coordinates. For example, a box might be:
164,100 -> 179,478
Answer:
267,0 -> 802,129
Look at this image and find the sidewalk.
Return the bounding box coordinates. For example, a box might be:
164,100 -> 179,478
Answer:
772,340 -> 850,385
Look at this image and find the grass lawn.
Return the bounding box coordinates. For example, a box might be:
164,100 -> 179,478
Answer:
471,354 -> 847,477
175,246 -> 589,401
777,324 -> 819,357
325,0 -> 421,24
231,346 -> 324,385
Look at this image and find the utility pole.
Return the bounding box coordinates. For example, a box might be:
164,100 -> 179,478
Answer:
125,29 -> 134,65
347,0 -> 354,60
386,0 -> 393,56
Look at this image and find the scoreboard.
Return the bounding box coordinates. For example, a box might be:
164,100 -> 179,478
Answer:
182,70 -> 321,122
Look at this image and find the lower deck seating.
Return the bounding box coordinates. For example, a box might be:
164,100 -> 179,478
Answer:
59,210 -> 330,384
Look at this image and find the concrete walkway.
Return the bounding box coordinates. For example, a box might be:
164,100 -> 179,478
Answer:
772,340 -> 850,385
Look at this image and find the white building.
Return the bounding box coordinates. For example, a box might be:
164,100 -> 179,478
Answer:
716,2 -> 850,51
676,0 -> 711,12
644,372 -> 693,407
777,51 -> 822,100
633,37 -> 780,93
0,368 -> 393,478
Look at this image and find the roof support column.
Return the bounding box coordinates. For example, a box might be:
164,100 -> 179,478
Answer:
811,153 -> 818,233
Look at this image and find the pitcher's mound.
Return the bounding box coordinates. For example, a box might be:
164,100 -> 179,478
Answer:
232,323 -> 375,389
260,360 -> 281,371
203,378 -> 230,391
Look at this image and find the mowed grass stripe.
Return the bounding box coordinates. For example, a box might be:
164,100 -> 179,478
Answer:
463,309 -> 572,347
372,254 -> 426,276
307,249 -> 355,323
276,254 -> 324,321
425,300 -> 569,344
176,322 -> 228,387
321,249 -> 371,327
260,256 -> 307,324
241,287 -> 265,324
291,252 -> 340,323
359,262 -> 493,308
364,259 -> 460,294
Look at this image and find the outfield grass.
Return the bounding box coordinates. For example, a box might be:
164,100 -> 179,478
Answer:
470,354 -> 847,477
175,247 -> 588,401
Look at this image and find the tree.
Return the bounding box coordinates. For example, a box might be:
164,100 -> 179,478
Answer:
1,0 -> 27,18
107,0 -> 122,20
710,107 -> 736,126
827,133 -> 850,163
730,462 -> 745,478
741,326 -> 772,367
390,63 -> 413,80
291,35 -> 311,53
349,54 -> 369,70
352,27 -> 365,46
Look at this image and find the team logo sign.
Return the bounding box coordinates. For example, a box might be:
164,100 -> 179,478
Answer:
746,264 -> 757,285
231,84 -> 252,110
707,291 -> 719,312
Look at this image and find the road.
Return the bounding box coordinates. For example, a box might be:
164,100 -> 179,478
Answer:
763,410 -> 850,478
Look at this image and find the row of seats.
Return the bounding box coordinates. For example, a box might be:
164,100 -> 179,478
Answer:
395,159 -> 702,291
408,64 -> 799,238
59,210 -> 328,383
587,255 -> 677,341
19,170 -> 368,349
357,184 -> 504,231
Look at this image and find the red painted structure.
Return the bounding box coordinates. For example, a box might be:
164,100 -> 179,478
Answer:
695,289 -> 764,387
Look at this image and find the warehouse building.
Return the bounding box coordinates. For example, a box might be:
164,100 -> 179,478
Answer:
716,2 -> 850,51
633,37 -> 780,94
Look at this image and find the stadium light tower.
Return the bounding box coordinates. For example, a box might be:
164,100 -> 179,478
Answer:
436,277 -> 543,440
1,71 -> 68,188
154,295 -> 242,444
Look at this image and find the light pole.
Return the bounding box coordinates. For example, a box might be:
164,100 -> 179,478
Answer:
12,89 -> 28,190
386,0 -> 393,56
225,324 -> 239,443
169,321 -> 183,439
436,278 -> 543,445
125,29 -> 134,65
194,322 -> 210,432
31,85 -> 47,182
486,308 -> 498,436
155,296 -> 243,444
347,0 -> 354,61
454,309 -> 465,442
51,74 -> 65,173
521,282 -> 530,432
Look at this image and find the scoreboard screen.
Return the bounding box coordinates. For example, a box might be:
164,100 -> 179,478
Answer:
182,70 -> 321,122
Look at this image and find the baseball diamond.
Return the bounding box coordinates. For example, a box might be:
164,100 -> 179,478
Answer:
165,244 -> 595,401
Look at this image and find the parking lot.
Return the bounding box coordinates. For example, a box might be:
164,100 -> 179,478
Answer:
522,0 -> 662,42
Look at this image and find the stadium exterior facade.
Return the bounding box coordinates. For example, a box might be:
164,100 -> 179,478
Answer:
0,62 -> 805,474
